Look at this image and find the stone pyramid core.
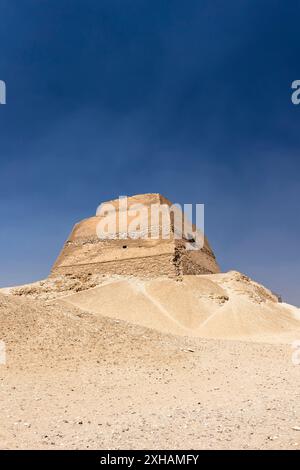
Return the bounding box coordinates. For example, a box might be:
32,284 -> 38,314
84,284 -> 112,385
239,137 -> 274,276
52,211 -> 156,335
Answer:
51,193 -> 220,278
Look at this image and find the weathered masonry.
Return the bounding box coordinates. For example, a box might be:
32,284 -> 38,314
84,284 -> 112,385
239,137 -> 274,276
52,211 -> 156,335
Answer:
51,194 -> 220,278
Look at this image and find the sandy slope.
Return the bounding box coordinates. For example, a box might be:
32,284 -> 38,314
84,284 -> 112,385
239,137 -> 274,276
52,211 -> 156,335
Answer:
1,291 -> 300,449
58,272 -> 300,343
1,272 -> 300,449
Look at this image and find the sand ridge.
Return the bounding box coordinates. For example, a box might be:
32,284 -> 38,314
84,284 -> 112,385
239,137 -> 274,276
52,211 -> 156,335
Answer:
1,270 -> 300,450
53,271 -> 300,343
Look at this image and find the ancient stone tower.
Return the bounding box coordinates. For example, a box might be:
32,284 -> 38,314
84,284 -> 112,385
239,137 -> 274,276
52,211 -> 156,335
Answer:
51,193 -> 220,278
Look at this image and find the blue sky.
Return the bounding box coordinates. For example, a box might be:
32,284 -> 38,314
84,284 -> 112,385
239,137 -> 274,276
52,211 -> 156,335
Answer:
0,0 -> 299,304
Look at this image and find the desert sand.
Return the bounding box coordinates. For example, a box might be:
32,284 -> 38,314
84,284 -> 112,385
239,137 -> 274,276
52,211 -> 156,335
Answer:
1,271 -> 300,449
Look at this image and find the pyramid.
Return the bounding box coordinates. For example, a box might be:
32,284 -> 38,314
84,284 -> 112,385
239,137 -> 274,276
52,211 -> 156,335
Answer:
51,193 -> 220,278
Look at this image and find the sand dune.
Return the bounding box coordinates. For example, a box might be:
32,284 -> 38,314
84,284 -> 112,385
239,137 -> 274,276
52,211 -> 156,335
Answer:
3,270 -> 300,346
1,289 -> 300,449
4,270 -> 300,344
58,271 -> 300,343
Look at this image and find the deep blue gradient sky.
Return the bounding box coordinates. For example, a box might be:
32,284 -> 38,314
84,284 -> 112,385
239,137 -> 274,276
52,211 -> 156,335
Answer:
0,1 -> 299,304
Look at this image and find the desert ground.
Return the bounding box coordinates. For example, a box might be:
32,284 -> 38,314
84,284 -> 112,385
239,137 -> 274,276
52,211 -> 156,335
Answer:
1,271 -> 300,450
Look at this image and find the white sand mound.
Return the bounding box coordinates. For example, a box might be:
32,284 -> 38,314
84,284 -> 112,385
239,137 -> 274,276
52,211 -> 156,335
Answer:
58,271 -> 300,343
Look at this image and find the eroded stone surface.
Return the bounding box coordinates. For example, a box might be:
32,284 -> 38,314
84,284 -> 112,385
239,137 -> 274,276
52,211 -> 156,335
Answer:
51,193 -> 220,278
